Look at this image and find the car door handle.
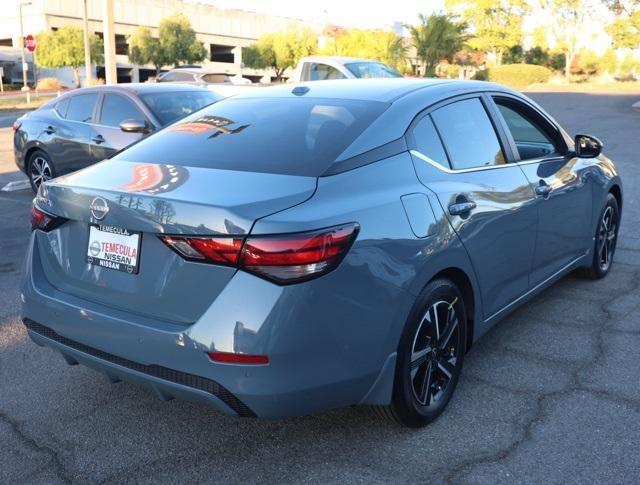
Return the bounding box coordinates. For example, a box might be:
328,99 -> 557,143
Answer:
91,135 -> 106,144
535,183 -> 552,198
44,125 -> 56,134
448,201 -> 476,216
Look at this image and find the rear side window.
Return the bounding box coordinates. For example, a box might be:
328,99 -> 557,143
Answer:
99,94 -> 144,127
411,115 -> 449,168
173,72 -> 195,81
309,63 -> 347,81
66,93 -> 99,123
432,98 -> 505,170
201,73 -> 230,83
345,62 -> 402,79
55,97 -> 70,117
114,97 -> 388,176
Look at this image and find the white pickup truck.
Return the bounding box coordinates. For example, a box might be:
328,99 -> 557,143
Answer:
291,56 -> 402,82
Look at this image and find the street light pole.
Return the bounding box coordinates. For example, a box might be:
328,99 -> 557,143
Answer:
82,0 -> 92,86
18,1 -> 32,103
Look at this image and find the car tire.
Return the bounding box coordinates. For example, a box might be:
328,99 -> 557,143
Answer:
582,193 -> 620,280
376,278 -> 467,427
27,149 -> 56,193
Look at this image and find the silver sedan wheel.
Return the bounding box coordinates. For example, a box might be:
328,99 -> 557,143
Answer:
30,156 -> 53,189
410,299 -> 460,406
597,205 -> 617,272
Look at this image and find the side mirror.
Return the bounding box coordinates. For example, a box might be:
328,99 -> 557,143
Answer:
119,119 -> 150,134
574,134 -> 603,158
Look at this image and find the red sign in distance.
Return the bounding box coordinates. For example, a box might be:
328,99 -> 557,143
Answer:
25,34 -> 36,52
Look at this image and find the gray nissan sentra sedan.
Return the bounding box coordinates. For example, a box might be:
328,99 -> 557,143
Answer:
22,79 -> 622,427
13,83 -> 220,192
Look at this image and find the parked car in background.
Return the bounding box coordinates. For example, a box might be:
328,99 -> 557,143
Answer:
292,56 -> 403,82
157,67 -> 252,85
22,79 -> 622,427
13,83 -> 220,192
156,67 -> 255,97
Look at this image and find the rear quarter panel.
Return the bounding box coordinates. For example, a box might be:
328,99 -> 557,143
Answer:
251,153 -> 484,356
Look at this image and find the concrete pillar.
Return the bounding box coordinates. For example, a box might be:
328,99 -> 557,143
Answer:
82,0 -> 92,85
102,0 -> 117,84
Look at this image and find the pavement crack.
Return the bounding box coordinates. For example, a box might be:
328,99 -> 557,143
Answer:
0,409 -> 75,484
444,269 -> 640,483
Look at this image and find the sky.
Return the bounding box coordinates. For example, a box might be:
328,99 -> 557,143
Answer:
194,0 -> 445,29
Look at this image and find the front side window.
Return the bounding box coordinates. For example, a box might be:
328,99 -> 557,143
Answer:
495,100 -> 559,161
309,63 -> 347,81
114,97 -> 388,176
431,98 -> 505,170
66,93 -> 99,123
99,94 -> 144,127
411,115 -> 449,168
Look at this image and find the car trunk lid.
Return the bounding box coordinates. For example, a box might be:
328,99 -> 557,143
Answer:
36,160 -> 316,325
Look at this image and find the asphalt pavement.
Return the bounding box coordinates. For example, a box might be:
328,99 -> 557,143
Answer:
0,91 -> 639,484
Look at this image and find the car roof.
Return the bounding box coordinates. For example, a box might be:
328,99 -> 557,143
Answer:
233,78 -> 508,103
59,83 -> 213,96
298,56 -> 391,65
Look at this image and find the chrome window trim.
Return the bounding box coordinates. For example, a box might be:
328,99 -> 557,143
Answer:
410,149 -> 565,174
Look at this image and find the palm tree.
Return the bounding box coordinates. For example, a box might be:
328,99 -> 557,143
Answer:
410,14 -> 467,76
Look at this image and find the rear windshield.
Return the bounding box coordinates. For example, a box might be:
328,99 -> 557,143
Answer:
114,97 -> 388,176
140,91 -> 221,126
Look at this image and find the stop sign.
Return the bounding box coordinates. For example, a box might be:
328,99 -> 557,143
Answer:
25,34 -> 36,52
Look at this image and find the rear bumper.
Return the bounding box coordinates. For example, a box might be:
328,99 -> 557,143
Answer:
21,232 -> 412,418
24,318 -> 255,416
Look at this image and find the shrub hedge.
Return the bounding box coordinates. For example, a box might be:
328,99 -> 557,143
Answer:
474,64 -> 552,89
36,77 -> 62,90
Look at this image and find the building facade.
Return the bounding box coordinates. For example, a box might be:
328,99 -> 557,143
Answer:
0,0 -> 314,86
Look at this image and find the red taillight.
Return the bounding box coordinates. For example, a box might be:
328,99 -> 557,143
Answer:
158,223 -> 359,284
12,120 -> 22,132
30,204 -> 66,232
208,351 -> 269,365
159,236 -> 243,266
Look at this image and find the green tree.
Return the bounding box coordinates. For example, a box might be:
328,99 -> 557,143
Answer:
243,28 -> 317,81
538,0 -> 589,78
605,1 -> 640,49
599,48 -> 619,75
503,45 -> 524,64
158,13 -> 206,67
445,0 -> 529,65
524,47 -> 550,66
128,27 -> 167,75
36,26 -> 103,87
409,14 -> 466,76
322,29 -> 406,70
